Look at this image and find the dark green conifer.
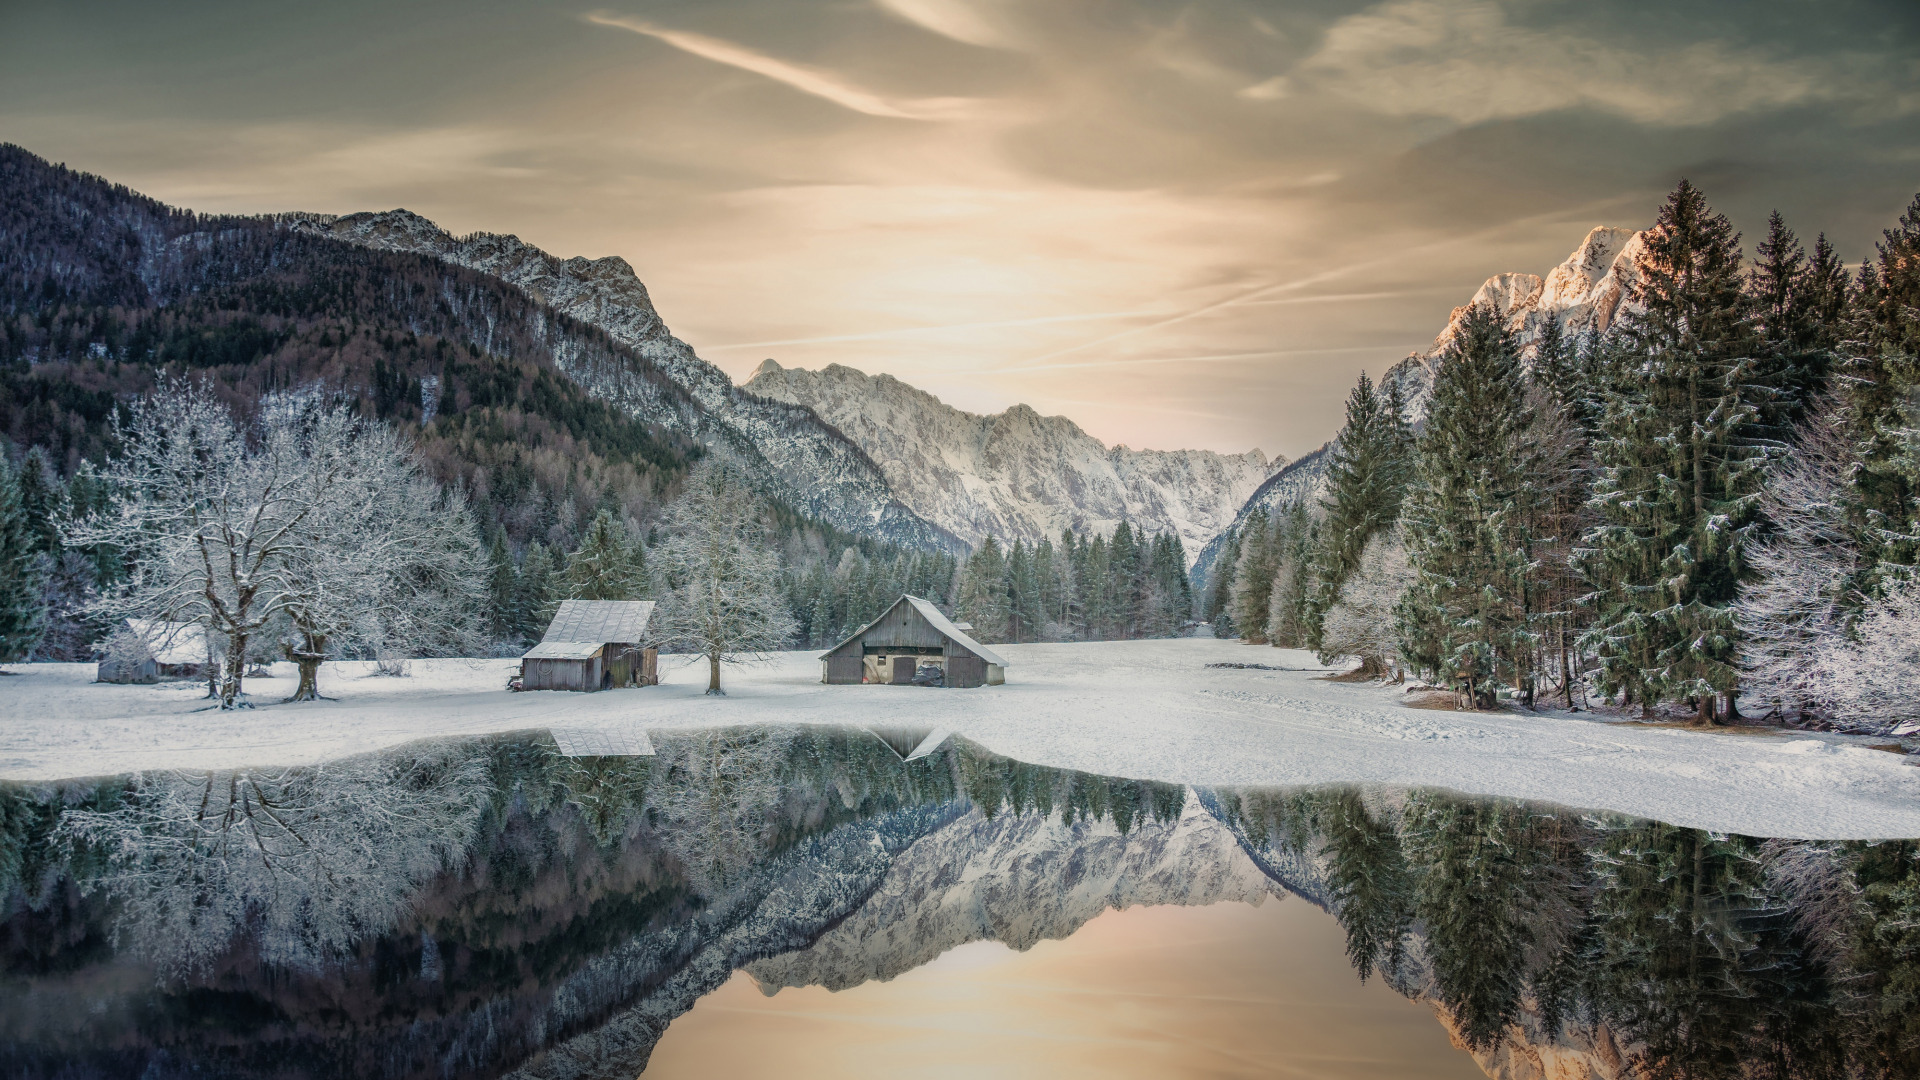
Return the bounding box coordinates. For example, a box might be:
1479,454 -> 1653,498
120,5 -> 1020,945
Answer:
1579,181 -> 1777,722
1397,304 -> 1537,706
1310,372 -> 1413,647
0,450 -> 48,662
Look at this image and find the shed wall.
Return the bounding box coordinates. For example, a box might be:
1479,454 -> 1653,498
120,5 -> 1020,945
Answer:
948,654 -> 985,688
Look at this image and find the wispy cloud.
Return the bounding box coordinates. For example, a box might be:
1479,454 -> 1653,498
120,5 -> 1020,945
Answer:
586,12 -> 979,120
704,310 -> 1150,350
1281,0 -> 1894,127
873,0 -> 1019,49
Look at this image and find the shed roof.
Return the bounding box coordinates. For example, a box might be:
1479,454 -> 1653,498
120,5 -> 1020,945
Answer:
540,600 -> 656,645
820,595 -> 1008,669
523,640 -> 605,660
125,619 -> 209,666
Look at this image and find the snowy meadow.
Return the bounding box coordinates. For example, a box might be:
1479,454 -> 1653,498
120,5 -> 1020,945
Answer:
6,636 -> 1917,839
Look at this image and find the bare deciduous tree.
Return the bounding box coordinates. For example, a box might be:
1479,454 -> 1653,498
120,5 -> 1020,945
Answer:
653,456 -> 797,694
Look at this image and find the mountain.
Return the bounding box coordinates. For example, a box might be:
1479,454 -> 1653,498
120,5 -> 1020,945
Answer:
743,790 -> 1281,993
1194,225 -> 1649,586
744,359 -> 1281,565
284,210 -> 958,551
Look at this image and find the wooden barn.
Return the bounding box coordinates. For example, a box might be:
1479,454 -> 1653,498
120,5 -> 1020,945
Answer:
97,619 -> 212,684
520,600 -> 658,692
820,595 -> 1007,688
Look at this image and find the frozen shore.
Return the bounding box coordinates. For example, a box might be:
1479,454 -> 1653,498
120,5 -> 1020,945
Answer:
3,637 -> 1916,840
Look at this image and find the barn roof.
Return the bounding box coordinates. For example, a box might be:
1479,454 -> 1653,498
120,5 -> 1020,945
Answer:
821,595 -> 1008,669
539,600 -> 656,645
523,640 -> 605,660
125,619 -> 209,666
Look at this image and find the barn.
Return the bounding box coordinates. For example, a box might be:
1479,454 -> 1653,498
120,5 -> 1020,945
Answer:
97,619 -> 212,684
820,595 -> 1007,688
520,600 -> 659,692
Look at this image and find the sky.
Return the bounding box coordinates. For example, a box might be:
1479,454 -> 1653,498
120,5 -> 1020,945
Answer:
3,0 -> 1917,459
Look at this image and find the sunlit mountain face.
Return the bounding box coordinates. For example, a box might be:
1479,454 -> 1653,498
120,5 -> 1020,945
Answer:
3,727 -> 1914,1079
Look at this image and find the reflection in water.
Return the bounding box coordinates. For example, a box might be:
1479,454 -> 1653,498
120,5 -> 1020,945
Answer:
1,726 -> 1917,1079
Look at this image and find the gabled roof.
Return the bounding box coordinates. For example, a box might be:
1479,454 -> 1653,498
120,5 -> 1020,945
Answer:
540,600 -> 656,645
820,595 -> 1008,669
125,619 -> 210,666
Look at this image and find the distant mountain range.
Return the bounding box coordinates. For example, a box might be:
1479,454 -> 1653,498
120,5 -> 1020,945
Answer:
1191,224 -> 1650,586
746,360 -> 1280,564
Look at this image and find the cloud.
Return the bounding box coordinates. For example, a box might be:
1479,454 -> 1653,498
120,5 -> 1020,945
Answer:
1282,0 -> 1872,127
1236,76 -> 1288,101
586,12 -> 980,120
873,0 -> 1018,49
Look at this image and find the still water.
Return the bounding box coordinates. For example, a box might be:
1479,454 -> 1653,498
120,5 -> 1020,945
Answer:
1,725 -> 1915,1079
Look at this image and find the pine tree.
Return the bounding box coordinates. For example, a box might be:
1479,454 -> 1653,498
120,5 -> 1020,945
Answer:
0,450 -> 48,662
561,509 -> 647,601
955,536 -> 1011,642
516,542 -> 558,637
1228,509 -> 1278,642
1311,372 -> 1414,647
1748,210 -> 1832,431
484,528 -> 518,642
1834,193 -> 1920,594
1397,304 -> 1537,707
1579,181 -> 1778,723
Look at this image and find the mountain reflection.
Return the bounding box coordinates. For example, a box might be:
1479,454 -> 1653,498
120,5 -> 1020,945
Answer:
1,727 -> 1916,1079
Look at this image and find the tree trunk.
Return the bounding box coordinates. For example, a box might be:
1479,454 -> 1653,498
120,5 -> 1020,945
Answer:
288,630 -> 328,702
219,630 -> 248,708
1723,690 -> 1743,722
1694,693 -> 1718,727
707,650 -> 723,695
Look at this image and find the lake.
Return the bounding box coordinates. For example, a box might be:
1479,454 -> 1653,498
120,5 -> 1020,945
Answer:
2,725 -> 1914,1079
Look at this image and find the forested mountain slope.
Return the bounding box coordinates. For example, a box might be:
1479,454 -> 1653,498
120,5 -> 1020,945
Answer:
283,208 -> 955,550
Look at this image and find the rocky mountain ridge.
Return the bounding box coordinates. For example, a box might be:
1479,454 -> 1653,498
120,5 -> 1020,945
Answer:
282,209 -> 960,551
743,791 -> 1282,993
744,359 -> 1282,565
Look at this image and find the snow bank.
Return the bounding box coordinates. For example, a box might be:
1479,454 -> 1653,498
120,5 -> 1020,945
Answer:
3,639 -> 1917,840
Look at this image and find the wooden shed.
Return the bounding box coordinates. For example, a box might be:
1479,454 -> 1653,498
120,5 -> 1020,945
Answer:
820,596 -> 1008,688
97,619 -> 212,684
520,600 -> 658,692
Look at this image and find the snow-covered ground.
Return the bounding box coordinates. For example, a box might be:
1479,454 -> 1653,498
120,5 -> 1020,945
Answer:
3,638 -> 1916,840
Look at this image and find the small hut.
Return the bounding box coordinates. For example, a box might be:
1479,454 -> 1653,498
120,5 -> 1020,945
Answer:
97,619 -> 212,684
520,600 -> 658,692
820,595 -> 1007,688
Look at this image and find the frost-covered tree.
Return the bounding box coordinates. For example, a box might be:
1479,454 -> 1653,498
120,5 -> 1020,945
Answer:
64,381 -> 287,706
265,395 -> 487,700
653,456 -> 797,694
1320,528 -> 1414,679
67,382 -> 485,705
1579,181 -> 1779,723
0,447 -> 48,663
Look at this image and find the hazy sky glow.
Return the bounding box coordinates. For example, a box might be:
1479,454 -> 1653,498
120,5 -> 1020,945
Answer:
4,0 -> 1917,456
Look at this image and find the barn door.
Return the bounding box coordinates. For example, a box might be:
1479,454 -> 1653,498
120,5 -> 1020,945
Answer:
891,656 -> 915,684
